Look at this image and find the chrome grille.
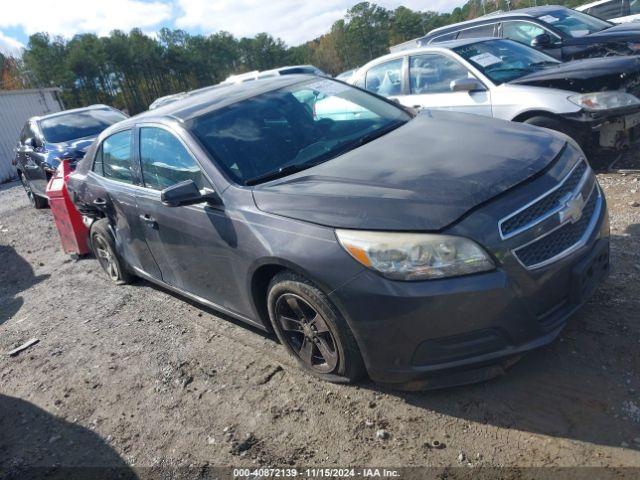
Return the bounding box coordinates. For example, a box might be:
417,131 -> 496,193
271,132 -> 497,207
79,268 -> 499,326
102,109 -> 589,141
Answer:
499,161 -> 588,239
513,186 -> 599,269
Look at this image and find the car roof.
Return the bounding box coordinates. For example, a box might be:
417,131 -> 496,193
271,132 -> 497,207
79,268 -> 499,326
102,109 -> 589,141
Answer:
361,37 -> 500,67
31,104 -> 117,123
427,5 -> 568,36
119,74 -> 316,126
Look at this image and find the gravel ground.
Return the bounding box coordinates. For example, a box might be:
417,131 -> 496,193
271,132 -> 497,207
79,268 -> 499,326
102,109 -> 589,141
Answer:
0,169 -> 639,478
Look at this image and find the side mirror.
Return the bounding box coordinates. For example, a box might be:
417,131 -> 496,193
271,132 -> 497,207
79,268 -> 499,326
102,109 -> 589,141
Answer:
161,179 -> 222,207
450,77 -> 486,92
531,33 -> 552,48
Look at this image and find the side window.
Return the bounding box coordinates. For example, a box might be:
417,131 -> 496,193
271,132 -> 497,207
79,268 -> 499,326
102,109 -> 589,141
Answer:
589,0 -> 623,18
365,58 -> 403,96
409,54 -> 472,94
139,127 -> 206,191
102,130 -> 134,184
457,23 -> 497,39
502,21 -> 547,45
630,0 -> 640,14
431,32 -> 459,43
92,146 -> 104,175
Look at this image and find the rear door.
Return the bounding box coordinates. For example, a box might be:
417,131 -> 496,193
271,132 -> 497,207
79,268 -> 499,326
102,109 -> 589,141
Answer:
87,129 -> 161,278
397,52 -> 492,117
20,122 -> 48,195
362,58 -> 406,102
14,123 -> 30,177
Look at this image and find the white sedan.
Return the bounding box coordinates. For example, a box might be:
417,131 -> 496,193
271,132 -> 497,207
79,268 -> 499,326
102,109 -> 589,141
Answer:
350,38 -> 640,152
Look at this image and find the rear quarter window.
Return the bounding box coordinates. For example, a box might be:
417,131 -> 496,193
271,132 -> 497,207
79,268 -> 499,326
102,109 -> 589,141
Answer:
430,32 -> 459,43
101,130 -> 134,184
457,23 -> 498,39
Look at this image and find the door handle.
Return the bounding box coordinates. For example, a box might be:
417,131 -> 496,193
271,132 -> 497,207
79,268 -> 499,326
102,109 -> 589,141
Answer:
93,198 -> 107,207
139,214 -> 158,229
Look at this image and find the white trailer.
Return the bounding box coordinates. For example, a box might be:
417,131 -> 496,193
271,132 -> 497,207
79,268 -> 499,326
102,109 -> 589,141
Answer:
0,88 -> 63,183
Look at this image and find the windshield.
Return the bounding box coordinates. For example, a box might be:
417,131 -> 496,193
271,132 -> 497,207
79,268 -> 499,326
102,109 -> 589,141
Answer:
535,8 -> 612,36
189,78 -> 411,185
454,39 -> 560,84
40,109 -> 127,143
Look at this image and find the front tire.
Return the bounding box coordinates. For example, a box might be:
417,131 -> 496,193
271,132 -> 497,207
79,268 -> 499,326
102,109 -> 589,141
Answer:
267,271 -> 365,383
90,219 -> 132,285
19,172 -> 48,209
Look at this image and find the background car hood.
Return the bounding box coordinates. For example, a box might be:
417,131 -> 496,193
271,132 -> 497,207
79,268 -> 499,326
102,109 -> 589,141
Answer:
509,56 -> 640,92
563,22 -> 640,47
252,110 -> 566,231
46,136 -> 97,163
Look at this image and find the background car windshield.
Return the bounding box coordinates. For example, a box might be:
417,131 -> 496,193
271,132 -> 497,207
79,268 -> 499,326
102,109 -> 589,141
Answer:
535,9 -> 611,36
189,78 -> 410,185
454,39 -> 560,84
39,109 -> 126,143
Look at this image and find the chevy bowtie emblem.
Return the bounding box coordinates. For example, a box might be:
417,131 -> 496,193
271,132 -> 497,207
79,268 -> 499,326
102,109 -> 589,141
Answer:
559,192 -> 585,224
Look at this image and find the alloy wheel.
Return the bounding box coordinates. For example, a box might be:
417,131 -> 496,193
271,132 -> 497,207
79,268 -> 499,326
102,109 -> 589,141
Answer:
20,173 -> 35,207
275,293 -> 339,373
93,235 -> 120,282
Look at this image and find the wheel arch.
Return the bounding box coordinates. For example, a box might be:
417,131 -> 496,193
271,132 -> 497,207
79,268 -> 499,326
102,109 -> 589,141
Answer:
248,258 -> 338,332
511,109 -> 559,123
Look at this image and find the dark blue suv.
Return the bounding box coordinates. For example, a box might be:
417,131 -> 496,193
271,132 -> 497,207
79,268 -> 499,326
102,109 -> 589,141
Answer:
417,5 -> 640,61
13,105 -> 126,208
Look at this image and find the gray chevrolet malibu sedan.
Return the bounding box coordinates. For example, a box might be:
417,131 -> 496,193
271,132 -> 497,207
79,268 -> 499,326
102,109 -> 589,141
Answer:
67,75 -> 610,389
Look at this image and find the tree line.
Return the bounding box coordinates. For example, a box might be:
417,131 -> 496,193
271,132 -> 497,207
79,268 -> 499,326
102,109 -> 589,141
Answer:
1,0 -> 588,114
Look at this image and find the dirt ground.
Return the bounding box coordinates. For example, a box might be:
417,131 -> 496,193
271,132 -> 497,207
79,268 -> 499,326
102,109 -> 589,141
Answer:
1,163 -> 639,478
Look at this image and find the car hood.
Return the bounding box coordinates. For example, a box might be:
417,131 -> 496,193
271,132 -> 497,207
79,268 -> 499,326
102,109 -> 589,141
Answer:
46,136 -> 97,163
252,110 -> 566,231
563,22 -> 640,44
509,56 -> 640,92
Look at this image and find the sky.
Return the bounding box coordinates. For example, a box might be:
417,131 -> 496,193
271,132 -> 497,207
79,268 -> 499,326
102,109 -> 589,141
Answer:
0,0 -> 459,56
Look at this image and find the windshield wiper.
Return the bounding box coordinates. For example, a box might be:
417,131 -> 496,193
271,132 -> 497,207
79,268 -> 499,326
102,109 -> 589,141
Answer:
530,61 -> 560,69
356,121 -> 405,147
486,66 -> 530,74
245,161 -> 324,186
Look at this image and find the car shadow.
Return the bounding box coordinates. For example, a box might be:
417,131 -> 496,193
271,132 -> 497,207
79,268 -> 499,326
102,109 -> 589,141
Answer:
0,394 -> 137,479
370,224 -> 640,450
134,278 -> 275,340
0,179 -> 19,192
0,245 -> 48,325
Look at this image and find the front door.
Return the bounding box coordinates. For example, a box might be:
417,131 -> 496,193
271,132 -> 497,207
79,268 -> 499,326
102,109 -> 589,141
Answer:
501,20 -> 563,60
133,125 -> 244,313
396,53 -> 493,117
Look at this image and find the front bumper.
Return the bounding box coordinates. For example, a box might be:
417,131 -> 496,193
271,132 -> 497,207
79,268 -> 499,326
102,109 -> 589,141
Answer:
329,196 -> 610,390
562,106 -> 640,149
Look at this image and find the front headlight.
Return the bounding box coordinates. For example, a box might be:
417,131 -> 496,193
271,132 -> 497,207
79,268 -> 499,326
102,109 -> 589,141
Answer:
568,91 -> 640,111
336,230 -> 495,281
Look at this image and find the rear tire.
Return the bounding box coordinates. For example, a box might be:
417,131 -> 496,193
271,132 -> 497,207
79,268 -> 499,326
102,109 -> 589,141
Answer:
19,172 -> 48,209
90,219 -> 133,285
267,271 -> 366,384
